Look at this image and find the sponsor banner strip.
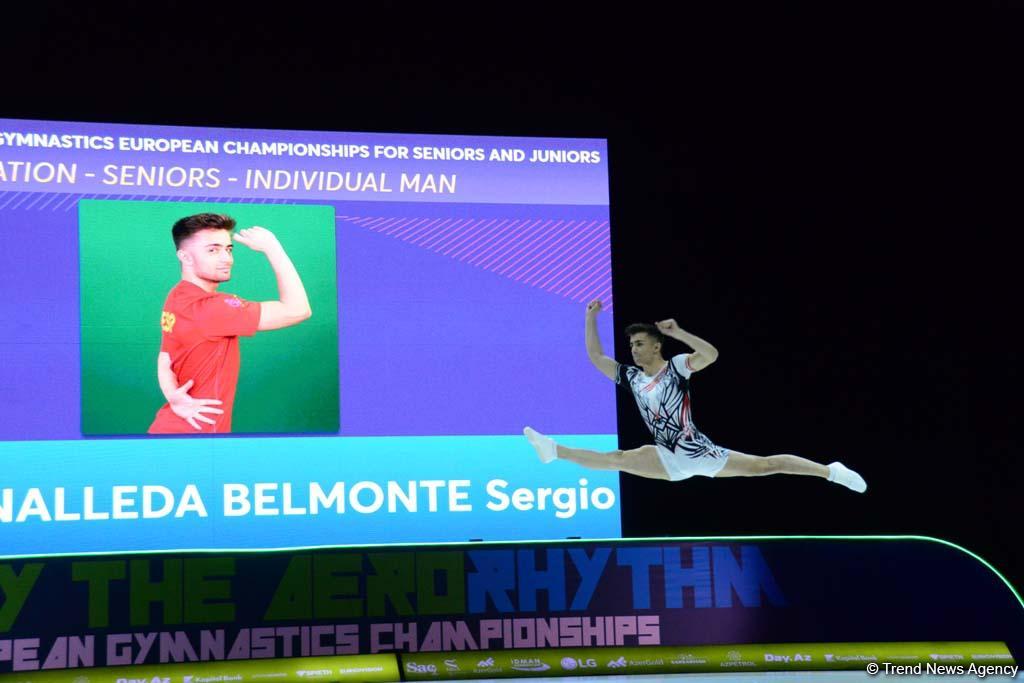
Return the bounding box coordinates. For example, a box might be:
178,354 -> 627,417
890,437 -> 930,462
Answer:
399,642 -> 1015,679
0,653 -> 398,683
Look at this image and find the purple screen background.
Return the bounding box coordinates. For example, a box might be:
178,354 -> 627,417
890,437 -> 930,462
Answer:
0,195 -> 616,439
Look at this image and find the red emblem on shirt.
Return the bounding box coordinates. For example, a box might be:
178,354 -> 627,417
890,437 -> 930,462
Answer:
224,296 -> 242,308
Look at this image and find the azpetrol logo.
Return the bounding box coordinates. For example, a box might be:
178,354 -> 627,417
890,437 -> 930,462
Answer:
721,650 -> 755,668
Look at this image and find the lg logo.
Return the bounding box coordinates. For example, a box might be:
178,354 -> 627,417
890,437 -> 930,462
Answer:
560,657 -> 597,670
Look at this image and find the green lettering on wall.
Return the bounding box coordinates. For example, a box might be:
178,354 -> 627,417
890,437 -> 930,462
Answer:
313,554 -> 363,618
184,557 -> 236,624
130,559 -> 183,626
417,552 -> 465,615
0,563 -> 43,632
264,555 -> 312,620
367,553 -> 415,616
71,561 -> 125,629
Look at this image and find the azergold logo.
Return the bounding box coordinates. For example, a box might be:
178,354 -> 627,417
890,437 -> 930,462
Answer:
161,311 -> 176,333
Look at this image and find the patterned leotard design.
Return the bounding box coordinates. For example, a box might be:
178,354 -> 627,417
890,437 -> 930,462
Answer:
617,354 -> 725,461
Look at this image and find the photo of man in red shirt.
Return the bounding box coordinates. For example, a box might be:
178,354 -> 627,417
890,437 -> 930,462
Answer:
148,213 -> 312,434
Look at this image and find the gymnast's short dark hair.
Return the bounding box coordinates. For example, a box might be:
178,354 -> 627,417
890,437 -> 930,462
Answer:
624,323 -> 664,343
172,213 -> 236,249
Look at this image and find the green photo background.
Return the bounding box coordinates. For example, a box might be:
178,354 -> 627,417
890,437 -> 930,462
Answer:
79,200 -> 339,435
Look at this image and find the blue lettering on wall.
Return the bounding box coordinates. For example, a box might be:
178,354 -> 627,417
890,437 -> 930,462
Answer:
712,545 -> 786,607
467,550 -> 515,613
517,549 -> 566,611
664,545 -> 712,608
616,547 -> 662,609
568,547 -> 610,611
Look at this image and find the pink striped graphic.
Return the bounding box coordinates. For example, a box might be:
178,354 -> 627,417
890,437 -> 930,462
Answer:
338,213 -> 613,309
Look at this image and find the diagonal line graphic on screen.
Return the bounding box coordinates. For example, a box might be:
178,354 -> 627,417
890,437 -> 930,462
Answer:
485,219 -> 549,271
521,223 -> 606,287
390,217 -> 432,240
440,218 -> 500,257
436,219 -> 487,251
562,256 -> 612,299
470,219 -> 531,266
400,217 -> 442,242
538,232 -> 609,289
509,219 -> 601,281
558,244 -> 612,296
443,218 -> 501,258
508,220 -> 578,281
365,216 -> 392,230
0,192 -> 25,211
420,218 -> 469,250
408,218 -> 454,246
337,214 -> 612,307
370,216 -> 402,232
36,192 -> 60,211
21,192 -> 48,211
499,219 -> 572,277
457,219 -> 515,262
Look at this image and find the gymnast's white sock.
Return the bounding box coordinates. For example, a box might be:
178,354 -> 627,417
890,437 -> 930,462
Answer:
827,462 -> 867,493
523,427 -> 558,464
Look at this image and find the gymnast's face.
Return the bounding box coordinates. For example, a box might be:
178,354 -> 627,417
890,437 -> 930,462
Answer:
178,229 -> 234,283
629,333 -> 662,367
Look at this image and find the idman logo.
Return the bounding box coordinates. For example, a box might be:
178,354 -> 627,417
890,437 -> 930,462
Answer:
224,296 -> 243,308
511,658 -> 551,672
608,657 -> 627,669
477,658 -> 495,668
406,662 -> 439,674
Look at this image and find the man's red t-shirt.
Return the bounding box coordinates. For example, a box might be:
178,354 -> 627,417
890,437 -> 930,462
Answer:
148,281 -> 261,434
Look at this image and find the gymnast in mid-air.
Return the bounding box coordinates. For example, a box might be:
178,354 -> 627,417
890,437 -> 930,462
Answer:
525,300 -> 866,492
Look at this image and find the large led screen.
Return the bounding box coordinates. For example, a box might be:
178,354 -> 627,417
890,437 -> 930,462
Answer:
0,119 -> 618,554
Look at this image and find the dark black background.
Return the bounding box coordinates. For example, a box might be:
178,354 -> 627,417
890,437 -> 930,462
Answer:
2,4 -> 1020,598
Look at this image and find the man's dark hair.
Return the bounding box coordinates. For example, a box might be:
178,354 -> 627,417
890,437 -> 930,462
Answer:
172,213 -> 236,249
624,323 -> 664,344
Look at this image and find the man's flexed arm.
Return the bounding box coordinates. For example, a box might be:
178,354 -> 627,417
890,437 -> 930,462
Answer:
234,226 -> 312,331
655,319 -> 719,371
585,300 -> 618,381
